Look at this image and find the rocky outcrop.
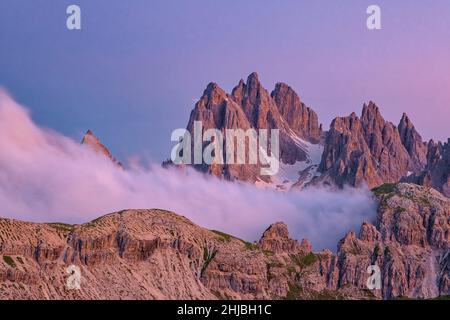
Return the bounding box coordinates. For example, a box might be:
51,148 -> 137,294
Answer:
404,139 -> 450,197
398,113 -> 427,171
314,102 -> 411,189
336,183 -> 449,298
168,74 -> 450,193
185,82 -> 260,181
81,130 -> 122,167
1,209 -> 307,300
310,103 -> 450,193
316,112 -> 381,187
230,73 -> 287,132
0,183 -> 448,300
271,82 -> 322,143
361,103 -> 410,182
258,222 -> 312,254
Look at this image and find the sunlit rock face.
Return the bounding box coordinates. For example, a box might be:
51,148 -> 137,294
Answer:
0,183 -> 448,300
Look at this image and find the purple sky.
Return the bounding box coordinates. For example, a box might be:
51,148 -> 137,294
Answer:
1,0 -> 450,162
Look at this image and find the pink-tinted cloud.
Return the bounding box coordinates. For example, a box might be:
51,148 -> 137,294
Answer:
0,90 -> 377,250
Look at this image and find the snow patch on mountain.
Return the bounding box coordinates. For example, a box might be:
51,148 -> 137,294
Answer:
257,132 -> 324,191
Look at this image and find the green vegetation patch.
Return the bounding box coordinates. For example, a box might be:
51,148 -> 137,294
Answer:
2,255 -> 16,268
395,206 -> 407,213
384,246 -> 392,257
432,295 -> 450,300
210,230 -> 246,244
373,244 -> 380,258
372,183 -> 396,196
244,242 -> 259,251
266,261 -> 284,269
285,283 -> 303,300
47,222 -> 74,232
200,246 -> 218,277
210,230 -> 260,251
210,230 -> 232,242
263,250 -> 275,256
291,253 -> 319,269
285,284 -> 344,300
287,266 -> 296,275
418,196 -> 431,207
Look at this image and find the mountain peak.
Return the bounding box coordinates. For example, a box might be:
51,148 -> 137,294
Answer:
81,130 -> 122,167
261,222 -> 290,240
399,112 -> 414,128
203,82 -> 223,96
244,72 -> 262,98
401,112 -> 408,120
258,222 -> 312,254
231,79 -> 246,104
398,112 -> 427,171
81,129 -> 100,146
247,72 -> 259,83
361,101 -> 382,123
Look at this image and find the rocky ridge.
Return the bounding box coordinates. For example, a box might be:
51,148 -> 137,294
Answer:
314,102 -> 411,188
1,183 -> 448,300
170,73 -> 450,195
404,139 -> 450,197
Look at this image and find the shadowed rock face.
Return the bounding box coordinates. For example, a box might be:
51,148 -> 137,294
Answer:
404,139 -> 450,197
398,113 -> 428,171
312,102 -> 450,194
166,74 -> 450,194
258,222 -> 312,254
0,183 -> 448,300
337,183 -> 450,299
271,82 -> 322,143
317,112 -> 381,188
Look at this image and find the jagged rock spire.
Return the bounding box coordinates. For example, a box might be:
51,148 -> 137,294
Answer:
81,130 -> 122,167
271,82 -> 322,143
398,113 -> 427,171
258,222 -> 312,254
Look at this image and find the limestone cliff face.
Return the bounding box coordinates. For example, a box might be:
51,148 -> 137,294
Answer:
185,83 -> 260,182
183,72 -> 322,184
404,139 -> 450,197
317,112 -> 381,188
360,103 -> 410,183
315,102 -> 411,189
300,102 -> 449,194
398,113 -> 428,171
258,222 -> 312,254
0,183 -> 448,300
336,183 -> 449,299
167,74 -> 450,194
270,82 -> 322,143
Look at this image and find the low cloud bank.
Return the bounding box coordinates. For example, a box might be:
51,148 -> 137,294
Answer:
0,90 -> 377,250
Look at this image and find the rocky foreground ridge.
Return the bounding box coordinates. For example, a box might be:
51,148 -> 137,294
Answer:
0,183 -> 448,300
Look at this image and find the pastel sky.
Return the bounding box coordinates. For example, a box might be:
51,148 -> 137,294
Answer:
1,0 -> 450,162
